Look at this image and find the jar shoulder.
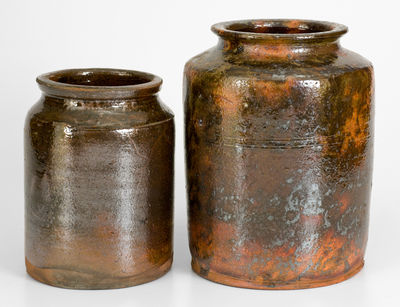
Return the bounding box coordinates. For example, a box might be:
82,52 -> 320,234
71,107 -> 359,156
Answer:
183,46 -> 374,141
184,46 -> 373,83
25,96 -> 174,132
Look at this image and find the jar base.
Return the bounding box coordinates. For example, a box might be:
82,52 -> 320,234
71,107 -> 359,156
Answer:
191,258 -> 364,290
25,257 -> 172,289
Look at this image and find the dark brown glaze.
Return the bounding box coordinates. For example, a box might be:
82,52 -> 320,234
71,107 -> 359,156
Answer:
184,19 -> 374,289
25,68 -> 174,289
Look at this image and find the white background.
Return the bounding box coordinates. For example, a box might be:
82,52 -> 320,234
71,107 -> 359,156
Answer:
0,0 -> 398,306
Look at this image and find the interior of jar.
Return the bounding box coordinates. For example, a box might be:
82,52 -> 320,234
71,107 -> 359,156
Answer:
49,71 -> 151,87
227,21 -> 334,35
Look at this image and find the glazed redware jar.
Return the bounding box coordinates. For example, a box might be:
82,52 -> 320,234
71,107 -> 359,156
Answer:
25,68 -> 174,289
184,19 -> 374,289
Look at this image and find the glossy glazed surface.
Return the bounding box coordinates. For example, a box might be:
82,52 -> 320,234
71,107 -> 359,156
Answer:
184,20 -> 374,289
25,69 -> 175,289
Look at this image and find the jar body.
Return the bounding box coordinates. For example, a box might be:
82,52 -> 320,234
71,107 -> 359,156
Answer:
184,29 -> 374,289
25,90 -> 174,289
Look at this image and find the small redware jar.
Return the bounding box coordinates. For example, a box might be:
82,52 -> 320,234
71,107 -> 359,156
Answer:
184,19 -> 374,289
25,68 -> 174,289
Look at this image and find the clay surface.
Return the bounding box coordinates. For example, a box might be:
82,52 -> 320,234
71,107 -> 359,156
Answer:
25,68 -> 175,289
184,20 -> 374,289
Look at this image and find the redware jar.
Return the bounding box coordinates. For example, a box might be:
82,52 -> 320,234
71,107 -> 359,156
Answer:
184,19 -> 374,289
25,68 -> 174,289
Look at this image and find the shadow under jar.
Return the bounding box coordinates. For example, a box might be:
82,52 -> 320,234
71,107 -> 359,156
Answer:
25,68 -> 174,289
184,19 -> 374,289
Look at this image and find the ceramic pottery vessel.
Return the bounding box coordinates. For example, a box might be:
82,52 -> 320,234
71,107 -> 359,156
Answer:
25,68 -> 174,289
184,19 -> 374,289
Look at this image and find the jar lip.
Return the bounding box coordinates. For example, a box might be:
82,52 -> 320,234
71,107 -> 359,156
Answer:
36,68 -> 162,100
211,19 -> 348,42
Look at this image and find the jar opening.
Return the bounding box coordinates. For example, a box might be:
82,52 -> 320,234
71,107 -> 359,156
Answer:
212,19 -> 348,42
49,71 -> 151,87
37,68 -> 162,100
229,24 -> 332,35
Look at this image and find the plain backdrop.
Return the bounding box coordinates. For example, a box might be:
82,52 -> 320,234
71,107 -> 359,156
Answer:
0,0 -> 398,306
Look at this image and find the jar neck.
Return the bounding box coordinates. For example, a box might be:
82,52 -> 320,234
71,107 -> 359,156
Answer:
212,19 -> 347,63
42,93 -> 159,111
217,38 -> 342,62
37,68 -> 162,102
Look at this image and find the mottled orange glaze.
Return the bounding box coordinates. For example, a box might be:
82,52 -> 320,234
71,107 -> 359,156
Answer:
193,226 -> 363,289
193,258 -> 364,290
341,90 -> 371,154
244,44 -> 294,61
286,20 -> 302,28
339,193 -> 351,213
214,87 -> 242,116
253,78 -> 296,107
185,20 -> 373,289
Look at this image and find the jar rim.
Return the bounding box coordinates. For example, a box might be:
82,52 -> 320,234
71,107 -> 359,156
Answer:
211,19 -> 348,43
36,68 -> 162,100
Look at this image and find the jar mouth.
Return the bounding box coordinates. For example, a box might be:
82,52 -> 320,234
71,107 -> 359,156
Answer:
37,68 -> 162,99
212,19 -> 348,42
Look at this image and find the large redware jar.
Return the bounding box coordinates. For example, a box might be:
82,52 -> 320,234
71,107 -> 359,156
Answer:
25,68 -> 174,289
184,19 -> 374,289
